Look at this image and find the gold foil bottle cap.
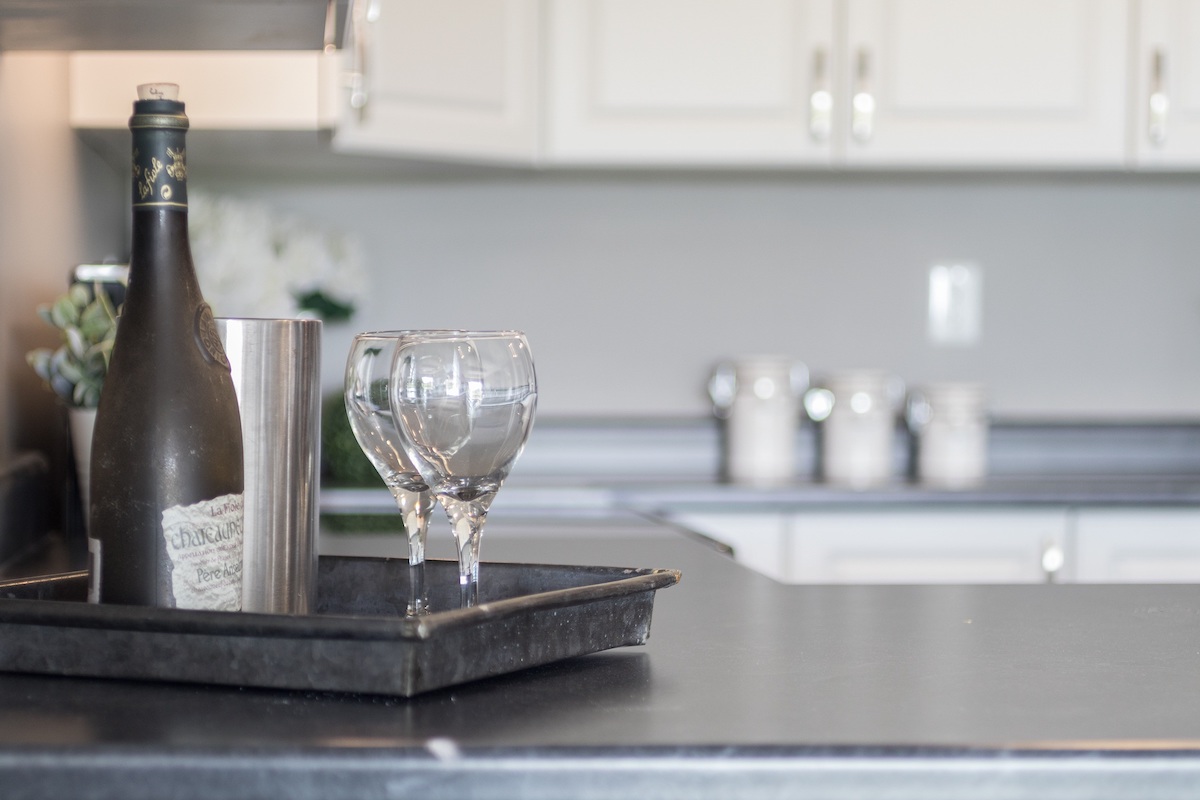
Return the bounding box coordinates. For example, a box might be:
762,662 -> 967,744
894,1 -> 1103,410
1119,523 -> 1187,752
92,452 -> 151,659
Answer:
137,83 -> 179,101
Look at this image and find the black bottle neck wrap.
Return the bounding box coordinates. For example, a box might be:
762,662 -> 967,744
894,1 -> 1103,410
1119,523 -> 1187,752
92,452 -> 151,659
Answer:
129,98 -> 189,210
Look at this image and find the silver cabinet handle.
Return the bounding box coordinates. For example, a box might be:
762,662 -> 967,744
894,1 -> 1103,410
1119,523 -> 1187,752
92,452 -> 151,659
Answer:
851,48 -> 875,142
1149,48 -> 1169,146
1041,541 -> 1065,581
346,0 -> 381,118
809,48 -> 833,142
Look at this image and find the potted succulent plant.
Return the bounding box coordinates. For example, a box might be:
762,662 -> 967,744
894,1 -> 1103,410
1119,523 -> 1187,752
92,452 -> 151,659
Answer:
26,282 -> 120,519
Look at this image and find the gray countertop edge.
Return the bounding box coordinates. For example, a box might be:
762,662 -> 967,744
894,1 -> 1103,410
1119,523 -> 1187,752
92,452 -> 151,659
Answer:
320,475 -> 1200,517
5,745 -> 1200,800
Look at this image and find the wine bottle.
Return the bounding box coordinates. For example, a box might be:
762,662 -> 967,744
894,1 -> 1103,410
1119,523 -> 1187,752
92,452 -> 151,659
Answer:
88,84 -> 245,610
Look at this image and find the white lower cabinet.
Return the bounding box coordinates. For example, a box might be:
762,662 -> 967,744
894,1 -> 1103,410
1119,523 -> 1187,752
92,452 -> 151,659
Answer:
1072,508 -> 1200,582
669,508 -> 1068,584
669,512 -> 791,582
787,510 -> 1068,584
670,506 -> 1200,584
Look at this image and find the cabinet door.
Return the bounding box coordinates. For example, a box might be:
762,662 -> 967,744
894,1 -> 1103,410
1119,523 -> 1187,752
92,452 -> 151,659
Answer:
668,512 -> 791,581
332,0 -> 539,163
788,509 -> 1068,584
842,0 -> 1127,167
1073,508 -> 1200,582
1133,0 -> 1200,167
545,0 -> 837,165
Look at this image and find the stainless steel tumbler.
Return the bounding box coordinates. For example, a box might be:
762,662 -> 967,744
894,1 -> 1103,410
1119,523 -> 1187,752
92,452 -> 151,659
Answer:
217,318 -> 322,614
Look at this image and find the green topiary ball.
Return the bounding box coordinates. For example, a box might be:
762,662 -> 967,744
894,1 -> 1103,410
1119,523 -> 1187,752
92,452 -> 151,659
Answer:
320,392 -> 384,488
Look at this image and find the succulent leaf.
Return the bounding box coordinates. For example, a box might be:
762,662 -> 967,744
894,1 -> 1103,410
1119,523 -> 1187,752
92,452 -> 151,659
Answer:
74,381 -> 100,408
79,299 -> 115,341
93,284 -> 118,321
65,326 -> 88,360
26,349 -> 52,382
27,282 -> 123,408
55,352 -> 83,383
49,297 -> 75,329
49,373 -> 74,402
67,283 -> 90,307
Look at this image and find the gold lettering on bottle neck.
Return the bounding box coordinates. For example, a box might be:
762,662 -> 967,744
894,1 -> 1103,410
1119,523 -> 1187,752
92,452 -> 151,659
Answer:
165,148 -> 186,180
132,146 -> 186,204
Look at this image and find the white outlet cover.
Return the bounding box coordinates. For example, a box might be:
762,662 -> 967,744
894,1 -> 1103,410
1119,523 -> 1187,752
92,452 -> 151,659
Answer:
927,262 -> 982,346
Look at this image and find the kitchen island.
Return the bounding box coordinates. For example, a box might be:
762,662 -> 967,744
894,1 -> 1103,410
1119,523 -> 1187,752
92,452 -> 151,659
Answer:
1,513 -> 1200,798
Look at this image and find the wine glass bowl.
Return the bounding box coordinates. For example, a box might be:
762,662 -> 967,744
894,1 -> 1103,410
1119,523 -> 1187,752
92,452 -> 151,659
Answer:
390,331 -> 537,606
344,332 -> 436,615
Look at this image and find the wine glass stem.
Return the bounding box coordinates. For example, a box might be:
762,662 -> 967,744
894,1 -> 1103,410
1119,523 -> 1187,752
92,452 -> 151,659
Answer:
392,486 -> 434,615
441,497 -> 490,608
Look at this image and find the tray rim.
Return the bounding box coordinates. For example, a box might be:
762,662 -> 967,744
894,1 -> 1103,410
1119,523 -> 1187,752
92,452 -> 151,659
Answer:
0,557 -> 682,642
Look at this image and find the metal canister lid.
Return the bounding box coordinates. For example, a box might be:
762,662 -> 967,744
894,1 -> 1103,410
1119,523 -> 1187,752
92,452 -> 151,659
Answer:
72,264 -> 129,285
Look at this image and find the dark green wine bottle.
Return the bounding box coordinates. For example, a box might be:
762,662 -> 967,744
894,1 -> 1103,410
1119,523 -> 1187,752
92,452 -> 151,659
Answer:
88,84 -> 245,610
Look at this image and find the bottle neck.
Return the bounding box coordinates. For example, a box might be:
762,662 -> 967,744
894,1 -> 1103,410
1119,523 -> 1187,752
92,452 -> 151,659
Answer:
130,121 -> 188,211
131,206 -> 190,242
126,99 -> 200,304
128,132 -> 196,296
129,123 -> 191,262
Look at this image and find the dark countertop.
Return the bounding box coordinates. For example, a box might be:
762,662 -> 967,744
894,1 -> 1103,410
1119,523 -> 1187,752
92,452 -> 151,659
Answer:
3,514 -> 1200,798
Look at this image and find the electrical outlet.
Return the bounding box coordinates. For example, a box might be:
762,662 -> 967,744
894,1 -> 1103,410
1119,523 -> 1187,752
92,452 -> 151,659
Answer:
927,262 -> 982,346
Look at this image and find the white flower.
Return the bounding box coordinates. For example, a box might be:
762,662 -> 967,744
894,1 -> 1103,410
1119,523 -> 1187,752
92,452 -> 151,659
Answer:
189,191 -> 364,321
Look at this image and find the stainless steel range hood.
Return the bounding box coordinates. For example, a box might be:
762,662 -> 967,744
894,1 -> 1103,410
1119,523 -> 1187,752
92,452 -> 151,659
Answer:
0,0 -> 348,51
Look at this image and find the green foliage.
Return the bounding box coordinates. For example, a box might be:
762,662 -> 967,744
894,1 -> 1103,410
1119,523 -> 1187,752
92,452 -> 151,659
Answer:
25,283 -> 119,408
320,392 -> 401,534
296,290 -> 355,323
319,513 -> 399,533
321,391 -> 383,487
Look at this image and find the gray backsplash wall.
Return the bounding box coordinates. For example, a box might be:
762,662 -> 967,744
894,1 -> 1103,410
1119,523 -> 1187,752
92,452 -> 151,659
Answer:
198,170 -> 1200,420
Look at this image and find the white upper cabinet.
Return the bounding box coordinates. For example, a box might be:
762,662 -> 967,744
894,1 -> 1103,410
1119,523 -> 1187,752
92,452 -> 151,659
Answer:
545,0 -> 1129,168
842,0 -> 1128,167
70,1 -> 1200,171
1132,0 -> 1200,166
544,0 -> 837,165
331,0 -> 540,164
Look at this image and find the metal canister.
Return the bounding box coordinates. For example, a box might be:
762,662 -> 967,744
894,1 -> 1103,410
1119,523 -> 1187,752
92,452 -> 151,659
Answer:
908,382 -> 988,488
805,370 -> 903,488
709,356 -> 808,486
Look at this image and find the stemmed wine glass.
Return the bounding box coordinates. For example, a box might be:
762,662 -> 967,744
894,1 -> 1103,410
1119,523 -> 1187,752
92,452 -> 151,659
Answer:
344,332 -> 437,615
389,330 -> 537,607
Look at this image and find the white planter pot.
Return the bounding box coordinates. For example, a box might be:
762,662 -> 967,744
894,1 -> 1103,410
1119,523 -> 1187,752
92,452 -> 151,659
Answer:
68,407 -> 96,529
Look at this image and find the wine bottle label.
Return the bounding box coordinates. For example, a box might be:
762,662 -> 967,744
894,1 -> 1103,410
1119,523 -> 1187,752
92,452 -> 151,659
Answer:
161,493 -> 244,611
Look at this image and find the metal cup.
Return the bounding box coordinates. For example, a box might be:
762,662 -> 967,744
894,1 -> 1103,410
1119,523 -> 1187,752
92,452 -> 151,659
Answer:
217,318 -> 322,614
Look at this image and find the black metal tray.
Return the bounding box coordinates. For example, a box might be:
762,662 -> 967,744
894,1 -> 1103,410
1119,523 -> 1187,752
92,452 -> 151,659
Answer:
0,556 -> 680,697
